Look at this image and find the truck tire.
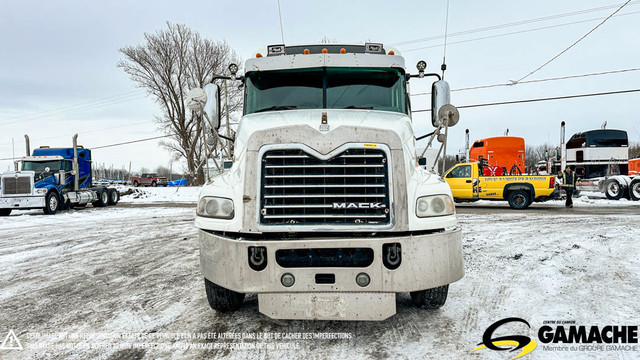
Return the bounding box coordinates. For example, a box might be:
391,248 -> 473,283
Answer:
44,191 -> 60,215
92,188 -> 109,207
507,190 -> 530,209
151,181 -> 157,187
410,285 -> 449,309
204,278 -> 244,312
0,209 -> 11,216
133,181 -> 139,187
108,188 -> 119,205
630,179 -> 640,201
604,179 -> 625,200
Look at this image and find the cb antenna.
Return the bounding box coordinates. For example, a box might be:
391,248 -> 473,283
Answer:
277,0 -> 285,44
441,0 -> 450,79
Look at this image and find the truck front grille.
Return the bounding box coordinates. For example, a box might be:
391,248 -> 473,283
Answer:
260,148 -> 390,225
2,177 -> 31,195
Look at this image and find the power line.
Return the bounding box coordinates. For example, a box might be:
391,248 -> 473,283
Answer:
515,0 -> 632,83
0,90 -> 144,123
410,67 -> 640,96
0,93 -> 148,126
412,88 -> 640,113
92,134 -> 172,150
392,1 -> 640,47
401,10 -> 640,53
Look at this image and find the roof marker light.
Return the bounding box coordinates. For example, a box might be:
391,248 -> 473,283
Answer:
256,53 -> 263,58
322,48 -> 328,54
388,51 -> 395,55
303,49 -> 310,54
340,48 -> 346,54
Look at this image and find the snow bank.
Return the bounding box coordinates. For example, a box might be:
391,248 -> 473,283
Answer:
117,186 -> 201,204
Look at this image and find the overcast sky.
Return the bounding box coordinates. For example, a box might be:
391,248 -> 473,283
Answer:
1,0 -> 639,173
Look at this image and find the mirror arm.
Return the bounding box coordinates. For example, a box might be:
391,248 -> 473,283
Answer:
210,75 -> 245,84
218,134 -> 234,142
416,130 -> 437,141
407,73 -> 441,81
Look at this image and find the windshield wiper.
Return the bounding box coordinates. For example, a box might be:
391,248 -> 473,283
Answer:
254,105 -> 298,113
342,105 -> 373,109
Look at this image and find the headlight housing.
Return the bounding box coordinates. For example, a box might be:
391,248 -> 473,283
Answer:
416,195 -> 455,217
197,196 -> 234,219
35,188 -> 47,195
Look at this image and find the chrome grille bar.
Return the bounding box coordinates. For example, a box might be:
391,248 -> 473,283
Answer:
260,148 -> 390,226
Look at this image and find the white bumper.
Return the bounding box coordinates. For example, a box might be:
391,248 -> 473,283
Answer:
0,195 -> 45,209
199,227 -> 463,320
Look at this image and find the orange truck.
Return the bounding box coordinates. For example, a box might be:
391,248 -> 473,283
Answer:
469,136 -> 525,175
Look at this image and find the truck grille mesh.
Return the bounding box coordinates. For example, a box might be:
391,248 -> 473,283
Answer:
260,148 -> 390,225
2,177 -> 31,195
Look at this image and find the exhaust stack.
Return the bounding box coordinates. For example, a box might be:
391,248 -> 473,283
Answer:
465,129 -> 470,163
24,134 -> 30,156
560,121 -> 566,171
73,134 -> 79,191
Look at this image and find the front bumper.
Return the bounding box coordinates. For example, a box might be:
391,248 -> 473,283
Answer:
0,195 -> 45,209
198,227 -> 464,320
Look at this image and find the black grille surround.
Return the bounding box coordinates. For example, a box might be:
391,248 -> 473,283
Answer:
2,176 -> 31,195
260,148 -> 391,226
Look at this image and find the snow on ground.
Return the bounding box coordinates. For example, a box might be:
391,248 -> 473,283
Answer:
1,206 -> 639,360
117,186 -> 201,204
467,192 -> 640,208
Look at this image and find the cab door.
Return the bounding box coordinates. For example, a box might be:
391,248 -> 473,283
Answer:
445,164 -> 474,199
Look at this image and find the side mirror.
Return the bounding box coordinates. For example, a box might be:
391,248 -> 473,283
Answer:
186,84 -> 221,129
57,170 -> 66,185
431,80 -> 451,127
203,83 -> 221,129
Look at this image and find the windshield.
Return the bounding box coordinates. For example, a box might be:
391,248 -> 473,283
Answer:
22,160 -> 69,173
244,67 -> 407,115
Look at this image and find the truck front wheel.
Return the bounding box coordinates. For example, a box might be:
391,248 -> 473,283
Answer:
44,191 -> 60,215
410,285 -> 449,309
0,209 -> 11,216
204,278 -> 245,312
507,190 -> 530,209
133,181 -> 139,187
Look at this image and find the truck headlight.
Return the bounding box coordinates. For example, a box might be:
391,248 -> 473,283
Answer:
416,195 -> 454,217
35,189 -> 47,195
197,196 -> 234,219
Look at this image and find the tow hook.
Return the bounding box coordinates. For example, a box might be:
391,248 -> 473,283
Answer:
248,246 -> 267,271
382,243 -> 402,270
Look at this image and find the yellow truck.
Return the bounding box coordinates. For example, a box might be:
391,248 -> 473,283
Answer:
444,162 -> 559,209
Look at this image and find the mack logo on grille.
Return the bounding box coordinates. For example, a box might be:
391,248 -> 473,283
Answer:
332,202 -> 386,209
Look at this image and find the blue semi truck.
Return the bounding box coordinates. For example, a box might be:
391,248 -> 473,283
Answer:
0,134 -> 119,216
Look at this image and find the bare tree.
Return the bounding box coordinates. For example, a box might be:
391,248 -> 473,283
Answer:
630,142 -> 640,159
118,22 -> 242,185
525,143 -> 554,167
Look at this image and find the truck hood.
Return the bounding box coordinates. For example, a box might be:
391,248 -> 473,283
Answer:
234,109 -> 416,158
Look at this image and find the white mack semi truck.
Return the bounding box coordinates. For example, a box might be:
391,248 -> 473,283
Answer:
189,43 -> 463,320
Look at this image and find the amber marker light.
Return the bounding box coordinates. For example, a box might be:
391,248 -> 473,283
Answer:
303,49 -> 310,54
256,53 -> 263,58
322,48 -> 328,54
340,48 -> 346,54
388,51 -> 395,55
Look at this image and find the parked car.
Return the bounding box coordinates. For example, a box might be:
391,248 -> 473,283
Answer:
129,173 -> 168,187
